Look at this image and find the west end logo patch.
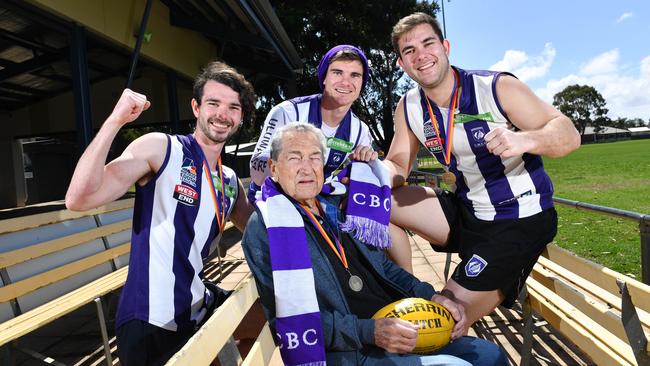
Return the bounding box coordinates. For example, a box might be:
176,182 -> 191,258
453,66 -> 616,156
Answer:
173,184 -> 199,206
180,158 -> 197,187
465,254 -> 488,277
424,137 -> 443,153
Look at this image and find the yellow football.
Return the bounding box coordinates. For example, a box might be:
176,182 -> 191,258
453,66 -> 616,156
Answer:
372,297 -> 455,354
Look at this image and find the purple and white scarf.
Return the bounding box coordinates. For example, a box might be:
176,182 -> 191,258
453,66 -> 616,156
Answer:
323,159 -> 392,249
257,178 -> 327,366
255,160 -> 390,365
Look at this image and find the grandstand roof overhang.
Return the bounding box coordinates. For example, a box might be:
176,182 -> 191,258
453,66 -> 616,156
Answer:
0,0 -> 302,111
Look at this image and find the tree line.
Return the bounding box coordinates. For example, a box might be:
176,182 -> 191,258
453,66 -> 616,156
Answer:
552,84 -> 649,136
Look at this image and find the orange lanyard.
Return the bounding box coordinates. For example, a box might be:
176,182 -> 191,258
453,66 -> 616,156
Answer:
300,203 -> 348,270
424,69 -> 460,166
203,157 -> 226,233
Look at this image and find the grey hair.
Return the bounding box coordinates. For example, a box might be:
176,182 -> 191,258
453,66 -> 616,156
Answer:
269,122 -> 327,161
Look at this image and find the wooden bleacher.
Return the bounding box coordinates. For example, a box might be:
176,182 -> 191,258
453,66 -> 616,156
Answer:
2,197 -> 649,366
524,244 -> 650,365
0,199 -> 133,365
173,233 -> 645,366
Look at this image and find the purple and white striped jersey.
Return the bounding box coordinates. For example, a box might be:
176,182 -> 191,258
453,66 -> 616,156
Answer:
116,134 -> 238,331
248,93 -> 372,202
404,67 -> 554,221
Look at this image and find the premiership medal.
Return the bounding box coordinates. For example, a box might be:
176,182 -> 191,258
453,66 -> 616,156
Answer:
442,170 -> 456,185
348,275 -> 364,292
301,202 -> 365,293
203,157 -> 226,234
424,69 -> 460,185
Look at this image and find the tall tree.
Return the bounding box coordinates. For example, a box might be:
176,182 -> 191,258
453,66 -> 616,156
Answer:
255,0 -> 439,152
552,84 -> 609,135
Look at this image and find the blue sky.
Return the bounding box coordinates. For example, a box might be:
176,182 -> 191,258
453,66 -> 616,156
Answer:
440,0 -> 650,121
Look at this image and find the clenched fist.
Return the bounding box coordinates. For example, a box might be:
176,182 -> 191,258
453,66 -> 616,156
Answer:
484,127 -> 534,158
109,89 -> 151,126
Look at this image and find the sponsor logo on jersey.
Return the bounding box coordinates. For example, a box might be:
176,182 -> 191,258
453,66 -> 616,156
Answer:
211,174 -> 237,198
173,184 -> 199,206
465,254 -> 488,277
455,112 -> 494,124
327,137 -> 354,153
424,137 -> 443,153
180,158 -> 197,187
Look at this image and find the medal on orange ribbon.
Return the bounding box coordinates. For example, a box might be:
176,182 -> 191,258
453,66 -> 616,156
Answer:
301,202 -> 364,292
442,170 -> 456,185
424,69 -> 460,186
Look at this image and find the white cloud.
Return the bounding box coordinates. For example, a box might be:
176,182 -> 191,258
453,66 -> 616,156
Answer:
535,50 -> 650,120
580,49 -> 619,75
490,43 -> 556,82
616,12 -> 634,23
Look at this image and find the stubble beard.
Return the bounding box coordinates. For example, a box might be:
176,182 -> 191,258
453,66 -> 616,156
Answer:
198,117 -> 240,144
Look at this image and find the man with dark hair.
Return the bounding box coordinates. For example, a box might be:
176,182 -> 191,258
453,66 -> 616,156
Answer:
383,12 -> 580,326
248,44 -> 377,203
66,61 -> 255,365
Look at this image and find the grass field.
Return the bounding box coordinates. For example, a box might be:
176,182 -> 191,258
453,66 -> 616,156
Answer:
543,139 -> 650,278
416,139 -> 650,278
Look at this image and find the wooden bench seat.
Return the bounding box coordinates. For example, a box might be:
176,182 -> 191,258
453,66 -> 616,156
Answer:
0,198 -> 240,365
523,244 -> 650,365
0,266 -> 127,347
166,275 -> 278,366
0,199 -> 134,365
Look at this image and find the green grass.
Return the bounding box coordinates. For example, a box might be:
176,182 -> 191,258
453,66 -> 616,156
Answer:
544,139 -> 650,278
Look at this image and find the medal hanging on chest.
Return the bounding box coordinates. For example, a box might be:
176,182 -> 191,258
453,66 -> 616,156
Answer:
203,157 -> 227,234
442,171 -> 456,185
300,202 -> 364,292
348,275 -> 363,292
424,69 -> 460,186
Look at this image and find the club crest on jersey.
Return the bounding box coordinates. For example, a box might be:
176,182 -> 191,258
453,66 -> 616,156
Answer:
180,158 -> 197,187
173,184 -> 199,206
471,127 -> 486,148
465,254 -> 487,277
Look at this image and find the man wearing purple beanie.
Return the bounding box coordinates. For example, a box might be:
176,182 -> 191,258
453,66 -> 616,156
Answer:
248,45 -> 377,202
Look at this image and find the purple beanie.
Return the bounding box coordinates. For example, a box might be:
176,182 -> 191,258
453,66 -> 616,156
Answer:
317,44 -> 370,92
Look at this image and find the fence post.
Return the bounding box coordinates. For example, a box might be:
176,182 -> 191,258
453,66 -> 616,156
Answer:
641,220 -> 650,285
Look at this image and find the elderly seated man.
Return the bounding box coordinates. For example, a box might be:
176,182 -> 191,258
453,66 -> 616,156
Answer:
242,122 -> 507,366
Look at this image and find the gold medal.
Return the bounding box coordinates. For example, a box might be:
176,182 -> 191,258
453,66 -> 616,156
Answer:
442,171 -> 456,185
